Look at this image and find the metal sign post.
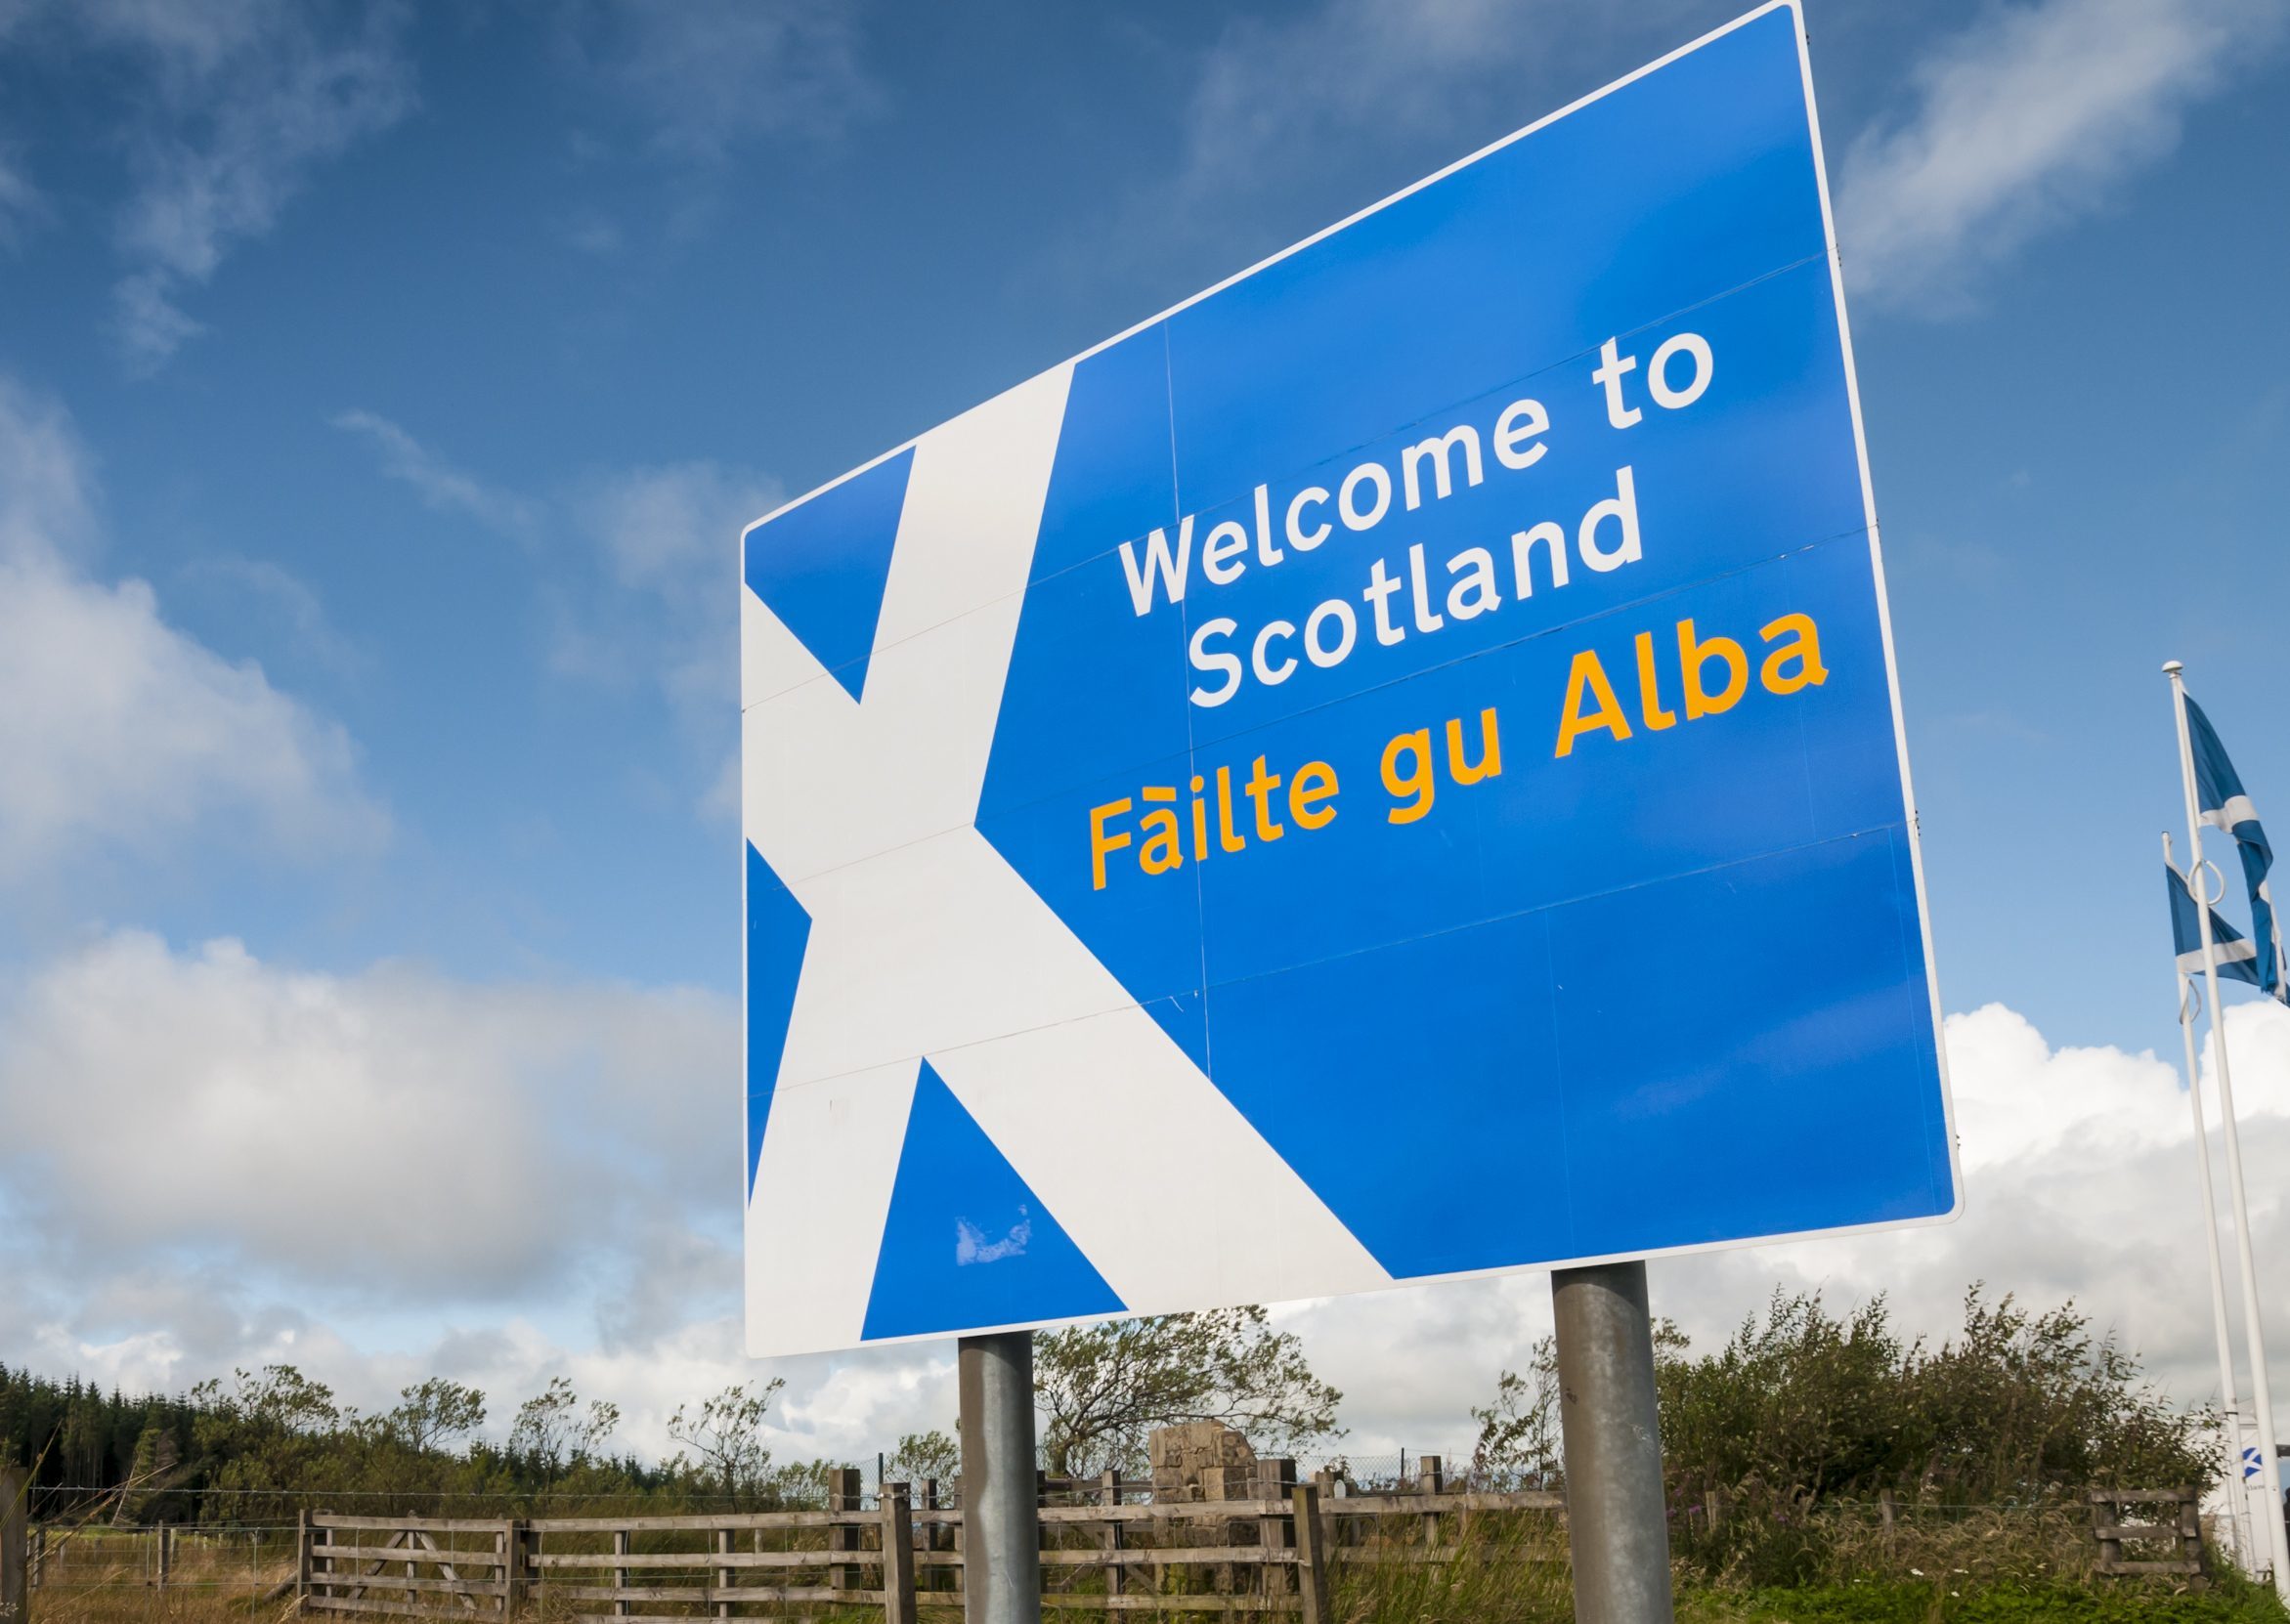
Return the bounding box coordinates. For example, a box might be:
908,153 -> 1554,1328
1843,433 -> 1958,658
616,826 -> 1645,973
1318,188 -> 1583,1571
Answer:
1553,1262 -> 1674,1624
959,1331 -> 1041,1624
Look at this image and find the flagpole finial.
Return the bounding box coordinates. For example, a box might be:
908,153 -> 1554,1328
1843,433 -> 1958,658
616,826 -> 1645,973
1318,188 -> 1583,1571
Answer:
2164,660 -> 2185,676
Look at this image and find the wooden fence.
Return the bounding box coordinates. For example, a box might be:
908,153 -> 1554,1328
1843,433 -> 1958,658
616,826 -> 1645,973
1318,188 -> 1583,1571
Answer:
4,1472 -> 2217,1615
2088,1487 -> 2204,1581
297,1459 -> 1563,1622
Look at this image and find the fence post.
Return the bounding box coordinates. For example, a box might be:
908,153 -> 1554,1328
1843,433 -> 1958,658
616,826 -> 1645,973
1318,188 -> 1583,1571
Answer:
829,1467 -> 863,1596
2,1467 -> 25,1624
612,1525 -> 630,1618
2088,1491 -> 2121,1574
1257,1460 -> 1295,1598
1313,1470 -> 1337,1555
713,1526 -> 733,1619
500,1519 -> 525,1619
2180,1485 -> 2205,1578
882,1483 -> 917,1624
950,1473 -> 965,1600
296,1512 -> 312,1612
923,1479 -> 944,1595
1099,1471 -> 1122,1599
157,1524 -> 172,1591
1291,1484 -> 1330,1624
1417,1456 -> 1444,1550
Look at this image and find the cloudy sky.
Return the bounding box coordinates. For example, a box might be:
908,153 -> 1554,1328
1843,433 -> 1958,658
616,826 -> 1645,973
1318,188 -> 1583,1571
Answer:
0,0 -> 2287,1468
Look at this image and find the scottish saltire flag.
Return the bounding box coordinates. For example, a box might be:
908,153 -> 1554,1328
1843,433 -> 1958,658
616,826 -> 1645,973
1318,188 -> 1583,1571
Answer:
2186,696 -> 2283,998
2167,860 -> 2264,986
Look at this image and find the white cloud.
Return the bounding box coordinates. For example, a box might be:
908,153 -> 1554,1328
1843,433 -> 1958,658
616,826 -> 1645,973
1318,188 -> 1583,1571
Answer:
1175,0 -> 1676,209
10,993 -> 2288,1470
0,0 -> 416,366
331,409 -> 540,536
0,149 -> 40,246
0,376 -> 386,876
0,926 -> 738,1306
566,460 -> 780,718
1837,0 -> 2286,313
0,374 -> 100,558
326,416 -> 771,817
583,461 -> 774,600
564,0 -> 880,162
179,553 -> 369,677
1286,1000 -> 2290,1455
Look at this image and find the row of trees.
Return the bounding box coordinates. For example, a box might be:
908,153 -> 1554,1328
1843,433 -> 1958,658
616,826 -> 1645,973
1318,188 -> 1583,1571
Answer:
4,1286 -> 2215,1547
1467,1288 -> 2218,1578
1469,1287 -> 2212,1500
0,1362 -> 831,1523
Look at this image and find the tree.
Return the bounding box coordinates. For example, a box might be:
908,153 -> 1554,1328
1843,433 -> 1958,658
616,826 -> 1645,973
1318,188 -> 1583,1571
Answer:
508,1379 -> 619,1476
1652,1285 -> 2218,1510
1034,1307 -> 1342,1476
190,1366 -> 346,1524
1470,1336 -> 1562,1489
885,1430 -> 959,1485
386,1380 -> 487,1455
665,1380 -> 787,1507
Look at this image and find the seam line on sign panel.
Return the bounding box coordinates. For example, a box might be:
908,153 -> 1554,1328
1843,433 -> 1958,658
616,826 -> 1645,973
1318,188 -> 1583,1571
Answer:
1168,527 -> 1873,764
758,1128 -> 1964,1343
758,523 -> 1876,884
1539,906 -> 1580,1257
1167,321 -> 1220,1089
769,522 -> 1878,888
737,244 -> 1836,670
745,254 -> 1855,725
1791,699 -> 1819,835
761,822 -> 1904,1103
764,986 -> 1246,1102
1157,250 -> 1830,533
1179,825 -> 1905,1007
732,1 -> 1799,539
740,573 -> 1028,714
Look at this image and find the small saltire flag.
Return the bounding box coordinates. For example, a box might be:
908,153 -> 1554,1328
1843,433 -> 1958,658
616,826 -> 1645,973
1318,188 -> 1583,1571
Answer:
2186,695 -> 2283,998
2167,860 -> 2264,986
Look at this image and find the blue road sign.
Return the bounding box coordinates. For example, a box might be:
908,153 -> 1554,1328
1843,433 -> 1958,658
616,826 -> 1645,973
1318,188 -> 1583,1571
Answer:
741,0 -> 1958,1357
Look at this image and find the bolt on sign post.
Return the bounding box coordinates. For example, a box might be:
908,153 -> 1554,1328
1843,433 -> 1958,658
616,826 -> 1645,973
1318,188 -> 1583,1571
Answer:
740,6 -> 1957,1619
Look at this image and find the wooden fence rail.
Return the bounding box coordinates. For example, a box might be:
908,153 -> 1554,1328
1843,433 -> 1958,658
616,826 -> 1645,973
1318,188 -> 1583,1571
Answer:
296,1478 -> 1567,1622
18,1479 -> 2202,1618
2088,1487 -> 2204,1581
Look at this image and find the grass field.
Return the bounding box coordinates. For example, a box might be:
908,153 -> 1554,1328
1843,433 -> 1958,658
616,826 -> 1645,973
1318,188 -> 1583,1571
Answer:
20,1564 -> 2282,1624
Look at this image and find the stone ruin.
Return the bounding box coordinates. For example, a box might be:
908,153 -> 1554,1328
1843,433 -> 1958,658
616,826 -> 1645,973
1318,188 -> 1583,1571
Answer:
1147,1420 -> 1259,1504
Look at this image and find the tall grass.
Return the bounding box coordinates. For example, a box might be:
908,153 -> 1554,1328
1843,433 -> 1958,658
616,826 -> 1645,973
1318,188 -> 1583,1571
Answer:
22,1504 -> 2274,1624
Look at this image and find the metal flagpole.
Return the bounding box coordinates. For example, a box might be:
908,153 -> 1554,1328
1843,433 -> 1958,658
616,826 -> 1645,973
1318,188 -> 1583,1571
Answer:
2168,661 -> 2290,1597
2164,832 -> 2255,1566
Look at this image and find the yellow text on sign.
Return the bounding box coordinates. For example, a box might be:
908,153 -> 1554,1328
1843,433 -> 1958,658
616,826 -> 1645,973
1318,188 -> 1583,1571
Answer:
1089,755 -> 1341,890
1554,611 -> 1827,758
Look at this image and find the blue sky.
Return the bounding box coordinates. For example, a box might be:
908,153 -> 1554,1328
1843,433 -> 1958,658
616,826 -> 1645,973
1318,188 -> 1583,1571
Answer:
2,0 -> 2288,1463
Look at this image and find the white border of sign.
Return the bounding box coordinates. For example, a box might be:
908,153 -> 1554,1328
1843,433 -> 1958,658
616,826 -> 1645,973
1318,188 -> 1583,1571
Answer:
742,0 -> 1963,1348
